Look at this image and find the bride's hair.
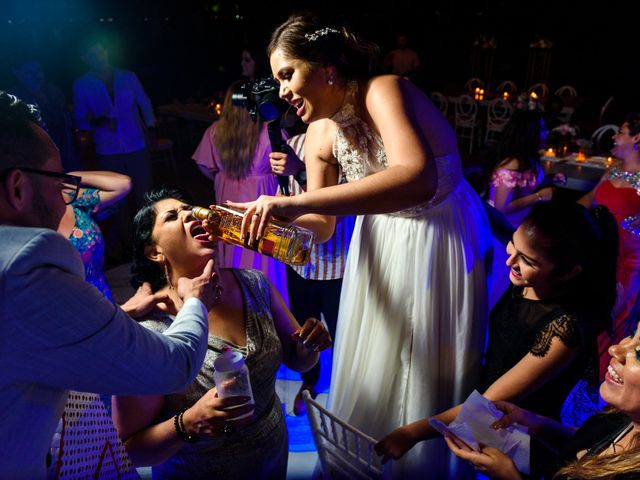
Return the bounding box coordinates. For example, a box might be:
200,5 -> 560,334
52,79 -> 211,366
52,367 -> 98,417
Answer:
267,12 -> 380,80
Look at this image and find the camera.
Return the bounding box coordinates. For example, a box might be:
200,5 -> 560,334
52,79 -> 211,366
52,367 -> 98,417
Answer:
231,77 -> 287,122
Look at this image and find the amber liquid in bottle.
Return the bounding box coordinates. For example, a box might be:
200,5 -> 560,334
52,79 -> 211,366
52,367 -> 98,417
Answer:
192,205 -> 314,266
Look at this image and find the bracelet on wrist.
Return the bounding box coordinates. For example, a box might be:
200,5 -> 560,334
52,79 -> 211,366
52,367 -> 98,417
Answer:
174,407 -> 197,443
536,192 -> 543,202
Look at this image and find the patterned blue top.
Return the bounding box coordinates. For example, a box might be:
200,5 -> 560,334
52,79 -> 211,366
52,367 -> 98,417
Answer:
68,188 -> 112,300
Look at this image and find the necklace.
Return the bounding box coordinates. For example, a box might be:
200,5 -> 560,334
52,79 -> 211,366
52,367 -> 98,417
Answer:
609,166 -> 640,236
608,166 -> 640,195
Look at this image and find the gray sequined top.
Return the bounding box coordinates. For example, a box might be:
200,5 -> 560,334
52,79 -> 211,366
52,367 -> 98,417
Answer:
140,268 -> 288,479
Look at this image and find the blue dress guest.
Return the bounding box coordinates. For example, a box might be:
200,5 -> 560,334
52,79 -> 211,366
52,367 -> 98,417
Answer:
57,170 -> 132,300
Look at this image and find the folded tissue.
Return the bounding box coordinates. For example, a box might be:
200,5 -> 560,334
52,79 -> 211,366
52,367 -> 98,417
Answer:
430,390 -> 530,474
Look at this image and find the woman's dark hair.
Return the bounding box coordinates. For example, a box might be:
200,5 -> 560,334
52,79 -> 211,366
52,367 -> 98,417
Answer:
130,187 -> 193,291
0,91 -> 48,171
267,12 -> 380,80
493,109 -> 547,174
520,201 -> 618,332
624,112 -> 640,137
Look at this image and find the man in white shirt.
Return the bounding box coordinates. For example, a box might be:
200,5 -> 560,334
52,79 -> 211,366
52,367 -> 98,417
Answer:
0,91 -> 217,479
73,40 -> 156,265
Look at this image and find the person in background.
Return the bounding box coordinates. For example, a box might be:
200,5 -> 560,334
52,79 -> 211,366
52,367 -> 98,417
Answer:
445,321 -> 640,480
10,58 -> 81,172
0,91 -> 216,478
376,201 -> 618,479
57,170 -> 131,300
113,188 -> 331,478
73,38 -> 156,266
269,132 -> 356,416
228,13 -> 492,478
579,113 -> 640,383
383,32 -> 421,80
487,109 -> 554,229
192,79 -> 290,304
486,109 -> 555,307
239,45 -> 269,82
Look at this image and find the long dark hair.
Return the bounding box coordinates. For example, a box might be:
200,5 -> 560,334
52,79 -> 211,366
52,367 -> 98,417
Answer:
520,201 -> 618,332
267,12 -> 380,80
0,91 -> 48,171
130,187 -> 193,291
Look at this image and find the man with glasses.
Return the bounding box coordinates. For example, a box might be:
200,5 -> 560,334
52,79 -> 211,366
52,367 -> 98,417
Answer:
0,91 -> 217,478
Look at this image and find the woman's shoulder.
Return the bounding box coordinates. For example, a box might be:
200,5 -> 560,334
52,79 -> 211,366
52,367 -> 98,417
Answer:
530,308 -> 586,357
364,75 -> 423,106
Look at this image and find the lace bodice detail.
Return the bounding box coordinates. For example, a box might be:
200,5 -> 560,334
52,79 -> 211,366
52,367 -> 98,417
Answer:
331,81 -> 462,217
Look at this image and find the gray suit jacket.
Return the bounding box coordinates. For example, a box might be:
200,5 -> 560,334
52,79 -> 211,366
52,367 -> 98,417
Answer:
0,226 -> 208,478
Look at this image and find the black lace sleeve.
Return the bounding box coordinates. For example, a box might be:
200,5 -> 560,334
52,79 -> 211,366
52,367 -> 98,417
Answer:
530,313 -> 581,357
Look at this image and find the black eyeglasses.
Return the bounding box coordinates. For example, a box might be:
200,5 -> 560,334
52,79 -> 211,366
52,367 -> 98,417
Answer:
16,168 -> 82,205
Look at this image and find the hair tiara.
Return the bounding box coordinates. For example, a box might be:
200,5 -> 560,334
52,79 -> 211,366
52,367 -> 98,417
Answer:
304,27 -> 340,42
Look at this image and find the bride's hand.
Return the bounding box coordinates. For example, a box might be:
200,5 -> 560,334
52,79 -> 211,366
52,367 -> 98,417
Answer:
225,195 -> 297,245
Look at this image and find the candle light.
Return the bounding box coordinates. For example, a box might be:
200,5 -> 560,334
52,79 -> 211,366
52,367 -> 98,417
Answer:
576,151 -> 586,162
605,156 -> 613,167
530,91 -> 538,100
215,103 -> 222,116
503,91 -> 509,100
545,148 -> 555,157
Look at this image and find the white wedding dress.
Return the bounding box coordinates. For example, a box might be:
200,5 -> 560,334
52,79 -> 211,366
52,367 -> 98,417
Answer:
327,82 -> 492,478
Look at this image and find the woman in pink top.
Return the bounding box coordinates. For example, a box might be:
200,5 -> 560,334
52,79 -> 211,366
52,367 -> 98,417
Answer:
486,109 -> 554,308
487,109 -> 554,228
192,80 -> 289,303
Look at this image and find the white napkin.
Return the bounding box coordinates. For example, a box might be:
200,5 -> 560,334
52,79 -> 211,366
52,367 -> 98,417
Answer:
430,390 -> 530,474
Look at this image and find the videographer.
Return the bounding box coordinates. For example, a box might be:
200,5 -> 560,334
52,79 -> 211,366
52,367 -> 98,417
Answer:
191,79 -> 290,304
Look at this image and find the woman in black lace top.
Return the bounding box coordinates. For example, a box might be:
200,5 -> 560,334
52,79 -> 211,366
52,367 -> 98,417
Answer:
376,202 -> 618,471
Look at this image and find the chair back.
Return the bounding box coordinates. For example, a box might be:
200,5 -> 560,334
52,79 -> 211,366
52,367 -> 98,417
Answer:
591,124 -> 619,153
303,391 -> 391,480
430,91 -> 448,117
485,98 -> 514,143
496,80 -> 518,94
599,96 -> 615,125
454,94 -> 481,154
528,83 -> 549,98
465,77 -> 485,93
554,85 -> 577,96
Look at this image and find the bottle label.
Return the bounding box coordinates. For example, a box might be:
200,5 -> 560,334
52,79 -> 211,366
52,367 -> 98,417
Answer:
261,238 -> 276,256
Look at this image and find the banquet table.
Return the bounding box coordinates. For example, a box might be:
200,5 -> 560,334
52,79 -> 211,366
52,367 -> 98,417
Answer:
541,152 -> 610,192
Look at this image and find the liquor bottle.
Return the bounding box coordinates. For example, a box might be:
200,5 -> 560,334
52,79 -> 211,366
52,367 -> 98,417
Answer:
192,205 -> 314,266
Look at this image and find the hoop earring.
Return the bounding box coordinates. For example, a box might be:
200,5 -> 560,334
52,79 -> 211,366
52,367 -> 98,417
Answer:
163,262 -> 174,289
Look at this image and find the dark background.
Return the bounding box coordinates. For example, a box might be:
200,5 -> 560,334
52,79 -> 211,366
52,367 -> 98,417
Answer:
0,0 -> 638,118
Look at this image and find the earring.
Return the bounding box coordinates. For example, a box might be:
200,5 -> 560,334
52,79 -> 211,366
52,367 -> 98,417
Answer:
327,77 -> 335,86
163,262 -> 174,289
